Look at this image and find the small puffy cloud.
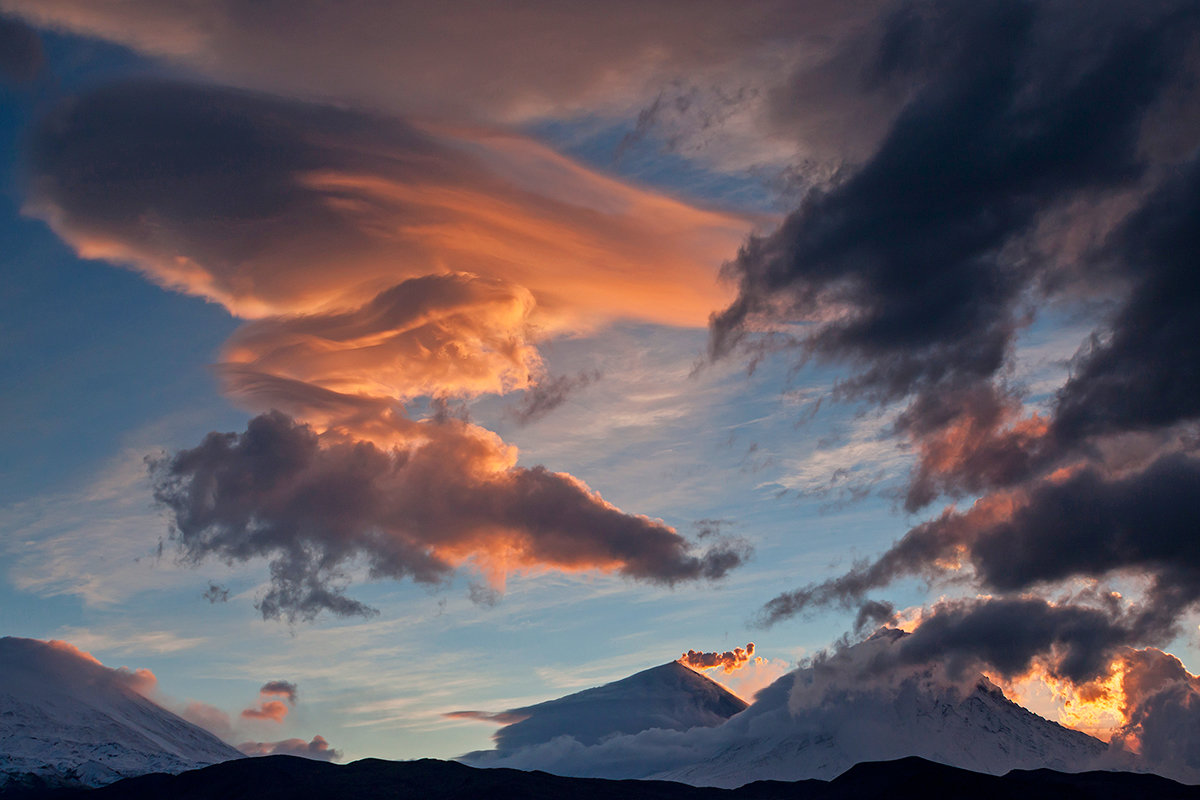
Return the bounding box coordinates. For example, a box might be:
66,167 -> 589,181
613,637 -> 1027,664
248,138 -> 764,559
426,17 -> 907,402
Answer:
259,680 -> 299,704
678,643 -> 756,673
239,735 -> 341,762
241,700 -> 289,723
241,680 -> 300,722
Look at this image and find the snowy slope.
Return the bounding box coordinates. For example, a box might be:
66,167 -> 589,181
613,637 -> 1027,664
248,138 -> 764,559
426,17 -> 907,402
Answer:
653,669 -> 1109,786
0,637 -> 242,790
461,633 -> 1113,786
460,660 -> 746,761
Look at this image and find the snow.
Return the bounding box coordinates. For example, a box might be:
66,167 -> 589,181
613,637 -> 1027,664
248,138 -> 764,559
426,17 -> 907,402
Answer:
490,661 -> 747,751
0,637 -> 243,790
461,632 -> 1114,787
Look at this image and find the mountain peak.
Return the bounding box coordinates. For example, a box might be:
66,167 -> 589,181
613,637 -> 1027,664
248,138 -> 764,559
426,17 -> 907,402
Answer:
460,659 -> 747,757
0,637 -> 242,791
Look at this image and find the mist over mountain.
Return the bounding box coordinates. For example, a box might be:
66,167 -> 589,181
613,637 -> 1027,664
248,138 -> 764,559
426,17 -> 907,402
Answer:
460,632 -> 1120,786
459,661 -> 746,754
0,638 -> 242,792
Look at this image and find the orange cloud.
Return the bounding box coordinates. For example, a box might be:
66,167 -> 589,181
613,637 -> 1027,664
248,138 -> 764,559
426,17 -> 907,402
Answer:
28,80 -> 753,620
45,639 -> 158,697
679,643 -> 757,673
239,735 -> 341,762
241,699 -> 290,723
29,84 -> 752,329
152,412 -> 749,621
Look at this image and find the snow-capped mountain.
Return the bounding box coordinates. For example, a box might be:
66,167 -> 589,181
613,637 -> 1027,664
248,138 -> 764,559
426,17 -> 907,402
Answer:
0,637 -> 242,790
461,632 -> 1114,787
464,660 -> 746,755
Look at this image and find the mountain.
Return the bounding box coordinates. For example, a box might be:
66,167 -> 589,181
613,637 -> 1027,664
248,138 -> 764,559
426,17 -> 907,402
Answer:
465,661 -> 747,753
0,637 -> 242,792
653,666 -> 1109,786
460,632 -> 1116,786
15,754 -> 1200,800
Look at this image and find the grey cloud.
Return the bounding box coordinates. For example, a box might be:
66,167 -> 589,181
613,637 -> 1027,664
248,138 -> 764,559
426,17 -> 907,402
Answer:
713,0 -> 1200,517
760,453 -> 1200,630
259,680 -> 298,704
151,412 -> 749,622
508,370 -> 601,426
0,14 -> 42,83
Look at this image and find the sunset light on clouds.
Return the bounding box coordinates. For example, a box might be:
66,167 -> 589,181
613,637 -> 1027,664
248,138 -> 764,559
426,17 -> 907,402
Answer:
1,0 -> 1199,789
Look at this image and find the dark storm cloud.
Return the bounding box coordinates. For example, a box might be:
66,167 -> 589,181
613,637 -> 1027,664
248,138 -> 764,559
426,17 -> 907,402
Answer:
712,0 -> 1192,401
508,370 -> 601,426
151,412 -> 748,622
745,3 -> 1200,668
762,453 -> 1200,625
1052,156 -> 1200,443
0,15 -> 42,83
875,597 -> 1171,684
713,0 -> 1200,519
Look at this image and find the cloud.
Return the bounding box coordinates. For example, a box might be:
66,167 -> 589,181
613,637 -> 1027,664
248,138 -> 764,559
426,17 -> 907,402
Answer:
3,1 -> 888,170
151,412 -> 748,622
1110,648 -> 1200,781
40,639 -> 159,697
239,735 -> 341,762
0,13 -> 41,82
712,4 -> 1200,690
20,78 -> 756,620
241,700 -> 289,723
442,710 -> 530,725
760,453 -> 1200,634
179,701 -> 234,742
51,626 -> 208,655
508,370 -> 602,426
259,680 -> 299,704
712,0 -> 1197,409
241,681 -> 297,723
460,630 -> 1116,784
27,80 -> 750,327
678,643 -> 756,673
218,274 -> 543,407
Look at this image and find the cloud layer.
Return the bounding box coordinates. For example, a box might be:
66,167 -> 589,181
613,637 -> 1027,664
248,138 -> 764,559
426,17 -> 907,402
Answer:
699,0 -> 1200,703
22,79 -> 754,620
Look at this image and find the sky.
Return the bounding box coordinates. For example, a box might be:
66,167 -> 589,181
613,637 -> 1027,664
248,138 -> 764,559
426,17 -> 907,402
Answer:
1,0 -> 1199,769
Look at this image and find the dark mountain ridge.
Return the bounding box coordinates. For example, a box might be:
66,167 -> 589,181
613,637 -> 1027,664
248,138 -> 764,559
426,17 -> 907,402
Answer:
5,753 -> 1196,800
